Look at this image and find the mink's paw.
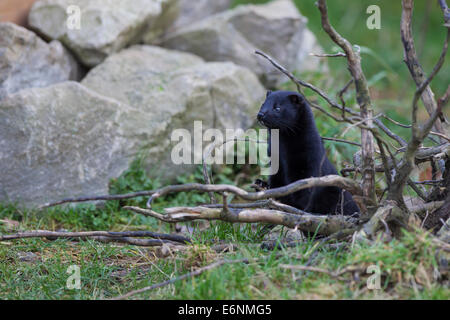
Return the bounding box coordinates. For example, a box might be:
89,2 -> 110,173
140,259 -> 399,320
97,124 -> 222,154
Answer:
251,179 -> 269,191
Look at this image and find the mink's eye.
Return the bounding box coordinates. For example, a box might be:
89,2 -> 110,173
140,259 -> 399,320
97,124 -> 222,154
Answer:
274,105 -> 281,112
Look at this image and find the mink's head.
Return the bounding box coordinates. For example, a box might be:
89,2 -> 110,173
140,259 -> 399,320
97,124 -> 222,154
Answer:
257,91 -> 311,133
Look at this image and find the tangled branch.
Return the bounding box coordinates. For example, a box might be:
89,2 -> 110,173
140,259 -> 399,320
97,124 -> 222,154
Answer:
317,0 -> 376,208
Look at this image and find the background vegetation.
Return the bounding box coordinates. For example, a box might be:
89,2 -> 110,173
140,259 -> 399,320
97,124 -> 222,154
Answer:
0,0 -> 448,299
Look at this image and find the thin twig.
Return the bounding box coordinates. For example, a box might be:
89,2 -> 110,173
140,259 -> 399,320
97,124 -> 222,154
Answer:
255,50 -> 359,117
144,175 -> 363,210
125,205 -> 359,236
256,48 -> 407,147
201,137 -> 268,205
337,79 -> 353,108
267,199 -> 310,216
202,200 -> 271,209
439,0 -> 450,24
317,0 -> 376,206
389,0 -> 450,206
322,137 -> 361,147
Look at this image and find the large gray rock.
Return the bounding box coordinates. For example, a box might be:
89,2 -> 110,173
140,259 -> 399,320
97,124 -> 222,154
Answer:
141,0 -> 180,44
82,45 -> 265,175
28,0 -> 179,67
0,22 -> 81,100
0,46 -> 265,207
160,0 -> 324,87
170,0 -> 231,30
0,82 -> 155,206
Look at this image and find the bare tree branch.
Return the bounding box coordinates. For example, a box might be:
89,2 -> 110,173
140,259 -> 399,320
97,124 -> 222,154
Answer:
267,199 -> 310,216
255,50 -> 360,118
317,0 -> 376,208
280,264 -> 362,279
144,175 -> 363,210
438,84 -> 450,110
112,258 -> 250,300
39,190 -> 157,209
201,136 -> 267,205
25,1 -> 449,249
309,52 -> 346,58
337,79 -> 353,108
401,0 -> 448,135
389,0 -> 450,208
439,0 -> 450,25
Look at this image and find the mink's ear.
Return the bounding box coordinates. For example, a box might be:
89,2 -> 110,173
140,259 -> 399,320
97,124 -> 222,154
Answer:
288,94 -> 302,106
266,90 -> 272,98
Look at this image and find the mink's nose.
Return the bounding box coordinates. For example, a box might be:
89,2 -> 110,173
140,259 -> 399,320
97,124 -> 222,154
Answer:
257,112 -> 265,121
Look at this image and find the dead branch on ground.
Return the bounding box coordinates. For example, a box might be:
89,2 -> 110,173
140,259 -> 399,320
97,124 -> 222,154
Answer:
112,258 -> 251,300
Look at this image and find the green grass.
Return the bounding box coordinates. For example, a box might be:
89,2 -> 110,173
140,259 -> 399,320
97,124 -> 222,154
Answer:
232,0 -> 449,93
1,224 -> 448,299
1,162 -> 448,299
232,0 -> 449,146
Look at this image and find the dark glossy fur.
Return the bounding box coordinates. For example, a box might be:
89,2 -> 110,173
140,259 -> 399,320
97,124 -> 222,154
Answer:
257,91 -> 359,215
